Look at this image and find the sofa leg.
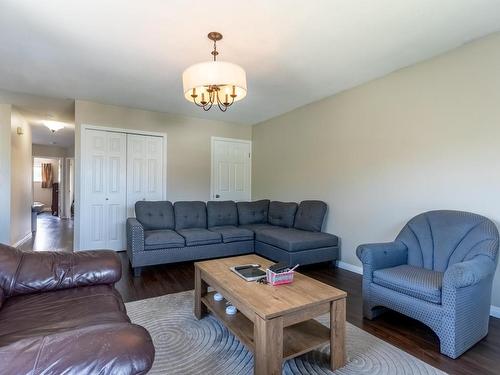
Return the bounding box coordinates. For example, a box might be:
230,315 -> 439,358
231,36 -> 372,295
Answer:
133,267 -> 142,278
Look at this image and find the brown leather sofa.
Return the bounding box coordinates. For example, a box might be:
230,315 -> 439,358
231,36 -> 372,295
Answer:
0,243 -> 155,375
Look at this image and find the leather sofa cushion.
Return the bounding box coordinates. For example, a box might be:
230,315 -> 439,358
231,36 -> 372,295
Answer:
176,228 -> 222,246
294,200 -> 327,232
209,225 -> 254,243
0,285 -> 129,346
144,229 -> 185,250
207,201 -> 238,227
135,201 -> 174,230
256,228 -> 338,252
268,201 -> 298,228
239,223 -> 280,234
174,201 -> 207,229
373,265 -> 443,304
237,200 -> 270,225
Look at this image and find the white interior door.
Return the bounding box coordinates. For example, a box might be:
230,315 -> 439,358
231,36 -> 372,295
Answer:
211,137 -> 251,201
127,134 -> 164,217
82,129 -> 126,250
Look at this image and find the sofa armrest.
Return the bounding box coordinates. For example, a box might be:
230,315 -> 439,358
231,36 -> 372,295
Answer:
356,241 -> 408,274
443,255 -> 496,289
127,218 -> 145,253
1,247 -> 121,297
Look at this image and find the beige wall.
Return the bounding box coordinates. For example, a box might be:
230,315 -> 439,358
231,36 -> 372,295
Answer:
74,100 -> 252,249
10,110 -> 32,244
252,33 -> 500,308
0,104 -> 11,244
33,144 -> 73,158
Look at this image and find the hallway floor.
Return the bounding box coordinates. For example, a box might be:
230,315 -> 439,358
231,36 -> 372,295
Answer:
19,212 -> 73,252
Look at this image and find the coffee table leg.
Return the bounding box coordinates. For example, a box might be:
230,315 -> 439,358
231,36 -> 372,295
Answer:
330,298 -> 346,370
194,267 -> 208,319
254,316 -> 283,375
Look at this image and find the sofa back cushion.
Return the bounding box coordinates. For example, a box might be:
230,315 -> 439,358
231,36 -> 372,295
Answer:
207,201 -> 238,227
237,200 -> 270,225
268,201 -> 298,228
135,201 -> 175,230
294,200 -> 327,232
174,201 -> 207,229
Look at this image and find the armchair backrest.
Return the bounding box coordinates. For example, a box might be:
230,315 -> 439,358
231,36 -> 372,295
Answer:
396,210 -> 499,272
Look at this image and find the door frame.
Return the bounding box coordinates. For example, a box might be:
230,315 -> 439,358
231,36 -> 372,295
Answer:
210,136 -> 252,201
32,155 -> 64,216
76,124 -> 167,250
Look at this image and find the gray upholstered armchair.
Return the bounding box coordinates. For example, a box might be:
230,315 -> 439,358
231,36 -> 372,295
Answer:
357,210 -> 499,358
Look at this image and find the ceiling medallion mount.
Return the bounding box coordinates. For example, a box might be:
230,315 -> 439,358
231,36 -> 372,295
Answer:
182,32 -> 247,112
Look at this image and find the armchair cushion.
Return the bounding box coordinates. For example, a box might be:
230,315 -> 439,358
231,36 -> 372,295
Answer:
373,265 -> 443,304
144,229 -> 185,250
176,228 -> 221,247
0,244 -> 121,297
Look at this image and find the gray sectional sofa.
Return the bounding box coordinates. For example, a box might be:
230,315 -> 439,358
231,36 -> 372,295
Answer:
126,199 -> 339,276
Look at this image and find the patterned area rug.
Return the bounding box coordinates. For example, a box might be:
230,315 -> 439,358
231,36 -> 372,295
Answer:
126,291 -> 446,375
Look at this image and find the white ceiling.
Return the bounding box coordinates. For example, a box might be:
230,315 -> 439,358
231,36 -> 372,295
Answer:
0,1 -> 500,125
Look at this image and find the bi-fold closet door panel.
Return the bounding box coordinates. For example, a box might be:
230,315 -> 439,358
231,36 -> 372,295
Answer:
126,134 -> 164,218
82,129 -> 127,251
82,129 -> 164,251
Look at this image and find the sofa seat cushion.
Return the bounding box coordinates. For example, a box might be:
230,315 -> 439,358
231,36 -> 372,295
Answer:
144,229 -> 185,250
239,223 -> 280,234
0,285 -> 129,346
209,225 -> 254,243
256,228 -> 339,252
373,265 -> 443,304
176,228 -> 222,246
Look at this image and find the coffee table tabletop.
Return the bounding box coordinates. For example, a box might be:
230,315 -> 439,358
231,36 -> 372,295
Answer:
194,254 -> 347,374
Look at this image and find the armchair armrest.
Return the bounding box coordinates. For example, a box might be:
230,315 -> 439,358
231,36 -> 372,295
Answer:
356,241 -> 408,272
0,244 -> 121,297
127,218 -> 145,253
443,255 -> 496,289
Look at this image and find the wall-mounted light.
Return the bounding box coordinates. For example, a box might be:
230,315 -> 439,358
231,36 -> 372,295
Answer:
16,126 -> 24,135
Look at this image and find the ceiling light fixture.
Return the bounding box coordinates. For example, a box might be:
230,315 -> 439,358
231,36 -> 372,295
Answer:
182,32 -> 247,112
44,120 -> 65,133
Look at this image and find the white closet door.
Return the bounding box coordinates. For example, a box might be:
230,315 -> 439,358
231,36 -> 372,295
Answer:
127,134 -> 164,217
82,129 -> 126,250
106,132 -> 127,250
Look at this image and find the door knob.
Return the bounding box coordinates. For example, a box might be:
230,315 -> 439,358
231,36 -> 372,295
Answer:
105,198 -> 109,201
215,194 -> 220,198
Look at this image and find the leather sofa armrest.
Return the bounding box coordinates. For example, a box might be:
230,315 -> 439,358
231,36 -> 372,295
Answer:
443,255 -> 496,289
3,248 -> 121,297
356,241 -> 408,272
127,218 -> 145,253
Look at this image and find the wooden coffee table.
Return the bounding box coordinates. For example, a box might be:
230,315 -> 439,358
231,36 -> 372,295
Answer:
194,254 -> 347,375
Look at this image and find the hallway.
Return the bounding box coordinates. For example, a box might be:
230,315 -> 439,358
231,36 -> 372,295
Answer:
19,212 -> 73,252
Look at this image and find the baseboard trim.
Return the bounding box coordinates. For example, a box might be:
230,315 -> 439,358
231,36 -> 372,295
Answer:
490,305 -> 500,319
13,232 -> 32,248
336,260 -> 363,274
336,260 -> 500,319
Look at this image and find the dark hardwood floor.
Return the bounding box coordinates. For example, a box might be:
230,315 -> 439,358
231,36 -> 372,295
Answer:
20,213 -> 500,375
18,212 -> 73,252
